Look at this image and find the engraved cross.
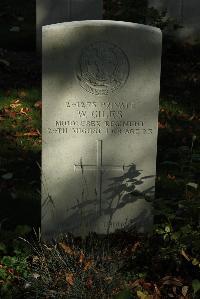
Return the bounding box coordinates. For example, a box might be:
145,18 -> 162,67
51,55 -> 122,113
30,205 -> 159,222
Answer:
74,140 -> 127,214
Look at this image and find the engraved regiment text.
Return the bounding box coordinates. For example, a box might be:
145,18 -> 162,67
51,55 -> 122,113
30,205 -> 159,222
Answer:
47,100 -> 153,135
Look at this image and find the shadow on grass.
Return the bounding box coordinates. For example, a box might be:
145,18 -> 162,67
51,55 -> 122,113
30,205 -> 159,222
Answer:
0,138 -> 41,230
0,89 -> 41,230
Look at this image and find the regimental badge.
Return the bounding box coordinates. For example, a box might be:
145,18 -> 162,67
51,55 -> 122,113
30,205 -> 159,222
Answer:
77,42 -> 130,95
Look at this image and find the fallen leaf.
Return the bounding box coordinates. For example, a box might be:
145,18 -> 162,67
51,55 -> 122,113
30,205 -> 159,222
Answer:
2,108 -> 17,118
187,182 -> 198,189
19,130 -> 41,137
154,284 -> 161,296
158,122 -> 167,129
66,273 -> 74,286
181,249 -> 190,261
86,276 -> 93,289
160,108 -> 166,113
31,256 -> 40,264
10,99 -> 21,109
182,286 -> 188,296
7,268 -> 14,275
79,251 -> 85,263
24,282 -> 31,289
20,107 -> 30,115
83,260 -> 93,271
142,282 -> 153,290
34,101 -> 42,109
3,108 -> 10,115
58,242 -> 74,255
33,273 -> 40,279
192,258 -> 199,266
104,276 -> 113,282
131,241 -> 141,253
172,286 -> 177,294
167,174 -> 176,180
43,244 -> 53,251
9,111 -> 17,118
178,113 -> 190,120
15,132 -> 24,137
160,276 -> 183,287
189,115 -> 195,121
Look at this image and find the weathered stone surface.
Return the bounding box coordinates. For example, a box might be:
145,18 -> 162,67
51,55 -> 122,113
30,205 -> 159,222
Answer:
42,20 -> 162,237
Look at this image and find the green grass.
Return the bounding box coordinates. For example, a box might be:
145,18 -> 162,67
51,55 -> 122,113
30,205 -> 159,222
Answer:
160,97 -> 191,114
0,88 -> 41,229
0,88 -> 41,153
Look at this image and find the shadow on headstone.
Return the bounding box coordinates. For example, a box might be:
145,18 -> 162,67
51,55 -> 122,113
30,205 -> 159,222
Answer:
42,164 -> 154,236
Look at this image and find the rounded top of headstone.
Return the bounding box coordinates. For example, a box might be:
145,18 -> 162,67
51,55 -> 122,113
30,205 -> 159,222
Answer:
42,20 -> 161,35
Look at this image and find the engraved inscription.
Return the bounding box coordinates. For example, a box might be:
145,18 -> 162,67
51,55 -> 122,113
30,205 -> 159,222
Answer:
47,99 -> 153,136
77,42 -> 129,95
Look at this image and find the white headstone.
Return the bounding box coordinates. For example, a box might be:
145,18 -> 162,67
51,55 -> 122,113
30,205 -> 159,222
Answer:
42,20 -> 162,238
148,0 -> 200,44
36,0 -> 102,50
